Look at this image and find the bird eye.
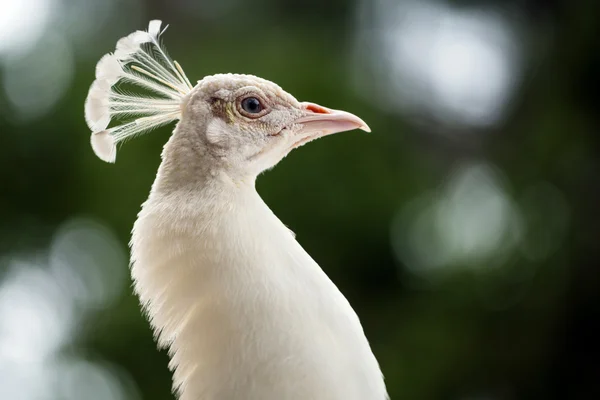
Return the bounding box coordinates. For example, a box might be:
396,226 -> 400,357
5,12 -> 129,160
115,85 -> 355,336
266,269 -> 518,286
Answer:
241,97 -> 263,114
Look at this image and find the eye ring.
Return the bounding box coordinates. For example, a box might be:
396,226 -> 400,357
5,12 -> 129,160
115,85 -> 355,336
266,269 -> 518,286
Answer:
236,94 -> 270,119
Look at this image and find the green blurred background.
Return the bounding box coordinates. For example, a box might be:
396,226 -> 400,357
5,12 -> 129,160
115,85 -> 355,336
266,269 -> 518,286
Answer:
1,0 -> 599,399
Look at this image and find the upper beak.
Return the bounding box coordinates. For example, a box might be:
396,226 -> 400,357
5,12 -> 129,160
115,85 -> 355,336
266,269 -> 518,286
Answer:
293,102 -> 371,136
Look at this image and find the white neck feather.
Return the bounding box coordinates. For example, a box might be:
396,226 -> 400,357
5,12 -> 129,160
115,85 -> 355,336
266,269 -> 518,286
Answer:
130,126 -> 388,400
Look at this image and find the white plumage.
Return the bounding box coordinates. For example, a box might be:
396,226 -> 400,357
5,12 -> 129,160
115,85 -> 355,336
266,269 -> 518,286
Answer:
84,21 -> 191,162
87,20 -> 388,400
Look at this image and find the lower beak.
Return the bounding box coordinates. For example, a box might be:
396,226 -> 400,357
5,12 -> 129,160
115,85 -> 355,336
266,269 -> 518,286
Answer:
293,102 -> 371,136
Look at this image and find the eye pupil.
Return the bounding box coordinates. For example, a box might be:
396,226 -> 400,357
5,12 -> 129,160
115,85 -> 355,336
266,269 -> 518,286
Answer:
241,97 -> 262,114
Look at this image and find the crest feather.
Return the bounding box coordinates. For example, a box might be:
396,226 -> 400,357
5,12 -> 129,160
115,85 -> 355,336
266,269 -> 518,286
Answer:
95,54 -> 123,85
91,131 -> 116,163
84,20 -> 193,163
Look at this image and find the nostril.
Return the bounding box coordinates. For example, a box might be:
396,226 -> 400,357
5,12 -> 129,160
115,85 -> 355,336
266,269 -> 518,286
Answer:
305,103 -> 330,114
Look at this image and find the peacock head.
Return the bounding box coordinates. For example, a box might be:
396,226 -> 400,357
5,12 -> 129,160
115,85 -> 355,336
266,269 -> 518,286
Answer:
85,21 -> 369,177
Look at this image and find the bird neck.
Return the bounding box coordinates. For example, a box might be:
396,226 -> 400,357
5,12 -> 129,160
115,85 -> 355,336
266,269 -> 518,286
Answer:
131,157 -> 302,400
152,122 -> 257,195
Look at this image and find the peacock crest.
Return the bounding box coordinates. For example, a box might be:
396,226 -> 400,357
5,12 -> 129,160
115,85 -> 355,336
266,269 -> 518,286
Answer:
84,20 -> 192,163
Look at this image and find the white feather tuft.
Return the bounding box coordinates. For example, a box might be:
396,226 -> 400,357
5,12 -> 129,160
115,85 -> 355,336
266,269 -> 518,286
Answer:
91,130 -> 117,163
84,81 -> 111,131
95,54 -> 123,85
115,31 -> 152,59
85,20 -> 193,163
148,20 -> 163,38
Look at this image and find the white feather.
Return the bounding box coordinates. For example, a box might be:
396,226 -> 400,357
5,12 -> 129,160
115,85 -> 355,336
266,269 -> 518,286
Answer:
131,148 -> 390,399
84,81 -> 111,131
90,130 -> 116,163
87,79 -> 111,99
148,20 -> 163,39
95,54 -> 122,85
115,31 -> 152,59
85,20 -> 192,163
111,112 -> 180,142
